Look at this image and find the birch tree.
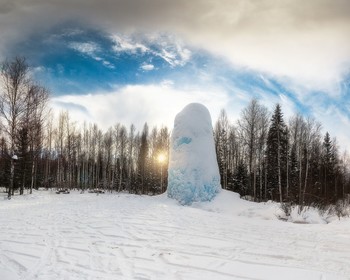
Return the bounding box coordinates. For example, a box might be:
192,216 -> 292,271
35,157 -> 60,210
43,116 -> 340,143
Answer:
0,57 -> 29,199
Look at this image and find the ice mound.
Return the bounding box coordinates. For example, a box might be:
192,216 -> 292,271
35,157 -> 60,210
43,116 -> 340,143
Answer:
167,103 -> 221,205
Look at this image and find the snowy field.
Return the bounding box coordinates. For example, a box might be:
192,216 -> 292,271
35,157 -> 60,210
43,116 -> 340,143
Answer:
0,190 -> 349,280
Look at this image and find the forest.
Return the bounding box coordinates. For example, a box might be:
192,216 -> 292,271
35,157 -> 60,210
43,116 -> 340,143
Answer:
1,57 -> 349,207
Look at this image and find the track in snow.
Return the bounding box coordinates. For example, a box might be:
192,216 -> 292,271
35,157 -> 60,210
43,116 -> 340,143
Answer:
0,191 -> 349,280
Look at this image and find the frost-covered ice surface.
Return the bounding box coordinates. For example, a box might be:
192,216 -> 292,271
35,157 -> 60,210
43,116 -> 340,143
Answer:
167,103 -> 221,205
0,190 -> 350,280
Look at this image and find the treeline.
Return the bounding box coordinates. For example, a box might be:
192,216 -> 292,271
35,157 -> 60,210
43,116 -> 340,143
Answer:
1,106 -> 170,199
215,99 -> 350,206
0,57 -> 170,199
1,57 -> 349,206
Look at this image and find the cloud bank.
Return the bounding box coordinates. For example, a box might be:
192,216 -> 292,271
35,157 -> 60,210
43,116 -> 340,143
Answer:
51,83 -> 230,131
1,0 -> 349,92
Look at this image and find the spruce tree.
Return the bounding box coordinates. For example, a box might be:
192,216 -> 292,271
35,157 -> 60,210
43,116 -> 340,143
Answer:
233,160 -> 248,196
15,126 -> 30,195
289,143 -> 299,203
266,104 -> 288,202
322,132 -> 332,201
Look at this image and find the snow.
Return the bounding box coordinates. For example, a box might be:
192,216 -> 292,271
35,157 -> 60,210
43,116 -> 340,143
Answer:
167,103 -> 221,205
0,190 -> 349,280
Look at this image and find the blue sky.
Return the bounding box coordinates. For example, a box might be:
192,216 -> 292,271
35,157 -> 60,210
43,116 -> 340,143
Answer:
1,0 -> 350,150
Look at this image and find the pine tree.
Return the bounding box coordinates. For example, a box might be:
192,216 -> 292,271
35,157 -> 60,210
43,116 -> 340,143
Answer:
289,143 -> 299,203
331,139 -> 340,201
233,160 -> 248,196
0,137 -> 10,189
308,140 -> 322,203
15,126 -> 31,195
322,132 -> 333,201
266,104 -> 288,202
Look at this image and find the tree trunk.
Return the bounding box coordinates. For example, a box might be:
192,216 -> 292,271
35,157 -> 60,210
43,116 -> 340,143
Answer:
286,148 -> 289,198
264,166 -> 267,200
8,157 -> 14,199
253,169 -> 256,201
118,164 -> 123,192
298,147 -> 303,204
259,165 -> 263,201
30,157 -> 35,194
302,155 -> 309,205
277,128 -> 283,203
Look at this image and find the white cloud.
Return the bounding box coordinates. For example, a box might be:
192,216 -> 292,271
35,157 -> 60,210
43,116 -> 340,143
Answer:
69,42 -> 99,55
68,41 -> 114,68
102,60 -> 115,69
111,33 -> 192,67
111,34 -> 149,54
199,30 -> 349,95
140,63 -> 154,71
151,36 -> 192,67
314,105 -> 350,152
51,83 -> 231,131
156,46 -> 191,67
160,79 -> 174,86
298,96 -> 350,152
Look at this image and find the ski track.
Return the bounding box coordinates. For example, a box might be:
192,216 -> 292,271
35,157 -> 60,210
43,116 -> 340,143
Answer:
0,191 -> 349,280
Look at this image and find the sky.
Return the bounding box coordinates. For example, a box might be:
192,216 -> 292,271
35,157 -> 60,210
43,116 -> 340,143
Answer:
0,0 -> 350,150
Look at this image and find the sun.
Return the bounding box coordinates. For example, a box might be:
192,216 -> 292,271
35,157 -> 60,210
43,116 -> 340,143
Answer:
157,153 -> 166,163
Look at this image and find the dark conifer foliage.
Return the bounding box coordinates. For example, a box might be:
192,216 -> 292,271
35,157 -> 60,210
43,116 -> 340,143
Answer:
233,160 -> 248,195
266,104 -> 288,202
289,143 -> 299,203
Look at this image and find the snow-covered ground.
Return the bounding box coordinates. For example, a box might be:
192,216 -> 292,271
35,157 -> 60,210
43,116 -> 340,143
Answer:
0,190 -> 349,280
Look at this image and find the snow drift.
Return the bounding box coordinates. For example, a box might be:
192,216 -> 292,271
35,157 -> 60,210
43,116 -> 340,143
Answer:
167,103 -> 221,205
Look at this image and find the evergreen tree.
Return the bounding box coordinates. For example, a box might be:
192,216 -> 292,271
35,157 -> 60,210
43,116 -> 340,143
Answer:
0,137 -> 10,189
233,160 -> 248,196
322,132 -> 333,201
308,140 -> 322,203
289,143 -> 299,203
15,126 -> 31,195
266,104 -> 288,202
331,139 -> 340,201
